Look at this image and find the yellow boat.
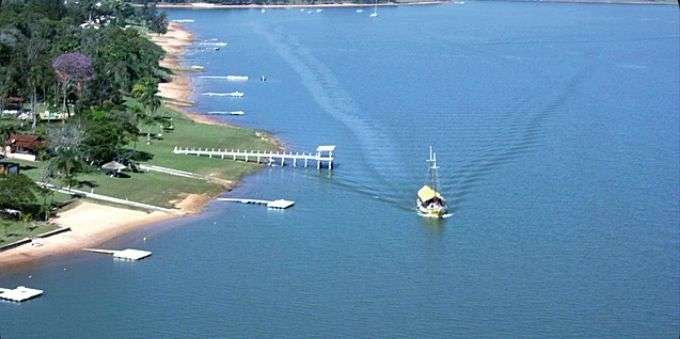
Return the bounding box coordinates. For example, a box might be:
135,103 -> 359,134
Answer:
416,147 -> 448,218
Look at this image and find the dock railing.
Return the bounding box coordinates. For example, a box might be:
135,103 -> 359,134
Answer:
173,145 -> 335,171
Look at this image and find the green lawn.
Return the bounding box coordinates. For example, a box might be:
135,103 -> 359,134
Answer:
0,219 -> 58,246
134,107 -> 277,180
15,106 -> 278,208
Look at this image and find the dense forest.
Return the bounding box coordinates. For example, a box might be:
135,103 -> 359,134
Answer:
0,0 -> 168,221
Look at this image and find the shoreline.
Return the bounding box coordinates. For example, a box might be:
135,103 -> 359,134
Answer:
0,22 -> 264,268
491,0 -> 676,5
157,1 -> 448,9
150,23 -> 285,149
155,0 -> 675,9
0,201 -> 180,269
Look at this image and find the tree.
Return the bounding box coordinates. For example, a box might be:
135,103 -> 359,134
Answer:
81,107 -> 139,164
132,76 -> 162,144
38,161 -> 55,221
0,174 -> 42,219
47,123 -> 84,188
52,52 -> 93,116
0,119 -> 19,142
149,11 -> 168,35
0,66 -> 10,115
132,76 -> 161,113
0,27 -> 21,116
23,33 -> 49,131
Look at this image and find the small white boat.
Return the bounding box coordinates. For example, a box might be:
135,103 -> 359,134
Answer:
201,41 -> 228,47
171,19 -> 195,23
190,65 -> 205,70
226,75 -> 249,82
316,9 -> 323,13
356,9 -> 364,13
192,3 -> 216,8
229,111 -> 245,116
202,91 -> 244,98
369,0 -> 378,17
261,8 -> 266,13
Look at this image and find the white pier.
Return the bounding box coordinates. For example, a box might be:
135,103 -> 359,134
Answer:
0,286 -> 44,302
217,198 -> 295,210
173,145 -> 335,171
83,248 -> 152,261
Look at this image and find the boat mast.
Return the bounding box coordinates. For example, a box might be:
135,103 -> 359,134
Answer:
427,146 -> 440,192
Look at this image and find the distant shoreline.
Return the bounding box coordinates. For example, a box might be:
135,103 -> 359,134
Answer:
155,1 -> 448,9
154,0 -> 676,8
494,0 -> 676,5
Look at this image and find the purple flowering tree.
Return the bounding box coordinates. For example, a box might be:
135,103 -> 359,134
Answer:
52,52 -> 93,115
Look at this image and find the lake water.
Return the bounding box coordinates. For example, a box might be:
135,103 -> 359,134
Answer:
1,2 -> 678,337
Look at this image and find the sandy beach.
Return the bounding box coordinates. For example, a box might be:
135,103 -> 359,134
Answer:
149,22 -> 195,110
151,22 -> 245,128
0,202 -> 179,269
152,23 -> 286,148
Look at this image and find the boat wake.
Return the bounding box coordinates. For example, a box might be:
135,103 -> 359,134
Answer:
207,111 -> 245,116
255,23 -> 401,192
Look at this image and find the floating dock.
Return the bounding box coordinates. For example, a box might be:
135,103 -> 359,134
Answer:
0,286 -> 44,302
173,145 -> 335,171
218,198 -> 295,210
83,248 -> 152,261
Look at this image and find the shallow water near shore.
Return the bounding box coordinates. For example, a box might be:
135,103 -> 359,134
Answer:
1,2 -> 678,337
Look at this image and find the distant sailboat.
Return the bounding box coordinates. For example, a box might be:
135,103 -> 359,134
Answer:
369,0 -> 378,17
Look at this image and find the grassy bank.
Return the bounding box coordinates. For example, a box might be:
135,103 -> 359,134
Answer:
136,107 -> 277,180
0,220 -> 58,246
16,107 -> 278,209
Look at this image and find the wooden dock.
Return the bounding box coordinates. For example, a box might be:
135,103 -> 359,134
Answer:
0,286 -> 44,302
217,198 -> 295,209
173,145 -> 336,170
83,248 -> 152,261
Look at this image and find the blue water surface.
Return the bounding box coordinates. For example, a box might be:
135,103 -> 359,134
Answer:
1,2 -> 678,337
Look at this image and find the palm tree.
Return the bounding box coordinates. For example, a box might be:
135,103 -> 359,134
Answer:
48,147 -> 82,189
47,123 -> 84,189
24,37 -> 48,131
131,77 -> 162,144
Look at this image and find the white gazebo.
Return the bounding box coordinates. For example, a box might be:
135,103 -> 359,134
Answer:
315,145 -> 336,170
